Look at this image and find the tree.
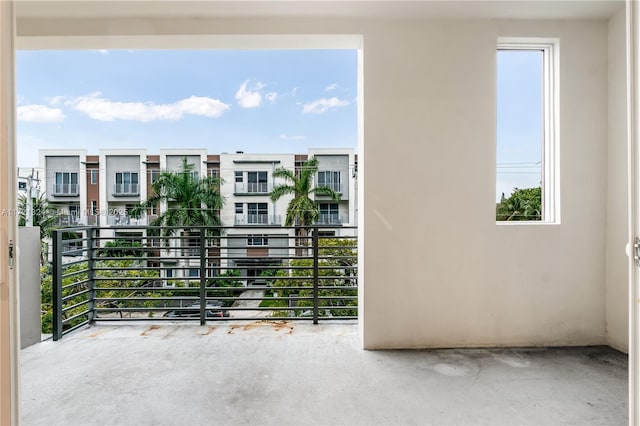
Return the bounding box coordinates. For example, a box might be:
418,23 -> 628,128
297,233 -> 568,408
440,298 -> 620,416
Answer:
270,156 -> 341,230
18,193 -> 63,265
271,238 -> 357,317
496,187 -> 542,221
131,157 -> 223,240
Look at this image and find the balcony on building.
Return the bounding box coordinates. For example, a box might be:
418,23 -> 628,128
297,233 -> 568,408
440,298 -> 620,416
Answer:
235,214 -> 281,226
51,183 -> 79,197
112,183 -> 140,197
234,181 -> 272,195
106,214 -> 148,226
315,213 -> 344,226
56,214 -> 84,226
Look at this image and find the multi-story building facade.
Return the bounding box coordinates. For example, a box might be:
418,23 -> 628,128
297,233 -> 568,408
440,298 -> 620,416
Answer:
38,148 -> 357,283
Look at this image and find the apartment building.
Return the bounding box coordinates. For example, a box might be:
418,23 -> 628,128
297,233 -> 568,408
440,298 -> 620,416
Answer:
38,148 -> 357,282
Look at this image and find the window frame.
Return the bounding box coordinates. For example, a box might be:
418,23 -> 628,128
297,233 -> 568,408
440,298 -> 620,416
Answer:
114,171 -> 140,195
90,169 -> 98,185
247,234 -> 268,246
149,169 -> 160,184
496,37 -> 559,224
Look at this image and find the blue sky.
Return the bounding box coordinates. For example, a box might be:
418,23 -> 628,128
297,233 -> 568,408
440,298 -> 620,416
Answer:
16,49 -> 358,167
17,48 -> 540,202
496,49 -> 543,201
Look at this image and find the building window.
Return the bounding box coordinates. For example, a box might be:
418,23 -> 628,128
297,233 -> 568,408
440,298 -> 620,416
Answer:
150,169 -> 159,184
247,171 -> 268,193
188,268 -> 200,278
90,200 -> 98,215
318,203 -> 340,225
235,203 -> 243,214
190,171 -> 199,180
208,169 -> 218,178
90,169 -> 98,185
53,172 -> 79,195
114,172 -> 139,195
496,38 -> 558,223
247,234 -> 268,246
235,171 -> 243,183
148,204 -> 158,216
247,203 -> 268,224
317,171 -> 342,193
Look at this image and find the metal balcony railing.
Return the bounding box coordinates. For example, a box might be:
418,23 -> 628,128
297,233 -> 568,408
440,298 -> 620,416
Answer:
235,214 -> 281,225
316,181 -> 342,193
234,182 -> 271,194
316,214 -> 344,225
113,183 -> 139,196
56,215 -> 84,226
50,225 -> 357,340
106,215 -> 149,226
52,184 -> 79,196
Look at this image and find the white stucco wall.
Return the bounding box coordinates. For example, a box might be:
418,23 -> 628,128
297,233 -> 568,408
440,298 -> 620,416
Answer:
606,8 -> 629,353
16,15 -> 619,349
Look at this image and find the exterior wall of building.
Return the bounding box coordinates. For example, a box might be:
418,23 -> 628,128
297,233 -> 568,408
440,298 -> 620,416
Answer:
40,150 -> 87,225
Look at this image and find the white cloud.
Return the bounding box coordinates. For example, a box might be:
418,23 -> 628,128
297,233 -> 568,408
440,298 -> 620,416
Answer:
235,80 -> 263,108
279,134 -> 307,141
17,105 -> 66,123
47,95 -> 65,106
265,92 -> 278,104
97,49 -> 109,55
325,83 -> 339,92
290,87 -> 300,97
67,93 -> 230,122
302,97 -> 350,114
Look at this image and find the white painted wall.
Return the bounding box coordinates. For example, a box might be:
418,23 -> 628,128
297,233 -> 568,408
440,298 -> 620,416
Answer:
16,15 -> 619,349
606,8 -> 629,353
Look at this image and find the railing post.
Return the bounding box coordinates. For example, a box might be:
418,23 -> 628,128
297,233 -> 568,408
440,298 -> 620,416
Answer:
86,227 -> 96,322
199,227 -> 206,326
312,227 -> 319,325
52,230 -> 63,341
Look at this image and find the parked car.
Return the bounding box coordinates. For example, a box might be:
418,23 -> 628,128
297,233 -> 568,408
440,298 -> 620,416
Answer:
163,301 -> 230,318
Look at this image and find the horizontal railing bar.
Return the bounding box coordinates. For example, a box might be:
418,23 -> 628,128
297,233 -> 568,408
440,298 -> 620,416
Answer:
62,299 -> 92,313
62,310 -> 91,324
61,278 -> 91,290
61,269 -> 90,280
62,288 -> 91,302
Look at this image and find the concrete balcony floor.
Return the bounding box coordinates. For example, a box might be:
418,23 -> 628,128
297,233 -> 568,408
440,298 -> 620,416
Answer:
20,322 -> 627,426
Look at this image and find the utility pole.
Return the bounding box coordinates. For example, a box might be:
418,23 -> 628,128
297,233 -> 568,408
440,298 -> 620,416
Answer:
19,167 -> 40,227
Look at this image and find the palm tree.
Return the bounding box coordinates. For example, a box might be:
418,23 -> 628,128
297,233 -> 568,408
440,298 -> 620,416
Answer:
18,193 -> 63,265
270,156 -> 341,238
131,157 -> 223,241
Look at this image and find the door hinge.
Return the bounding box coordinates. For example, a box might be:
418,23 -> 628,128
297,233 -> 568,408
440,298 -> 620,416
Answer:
8,240 -> 14,269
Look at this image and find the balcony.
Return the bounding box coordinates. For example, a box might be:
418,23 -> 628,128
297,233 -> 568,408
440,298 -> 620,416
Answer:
235,213 -> 281,225
316,213 -> 344,225
234,182 -> 272,194
106,215 -> 149,226
113,183 -> 139,196
20,225 -> 629,425
56,215 -> 83,226
48,224 -> 357,337
317,181 -> 342,193
51,183 -> 79,196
